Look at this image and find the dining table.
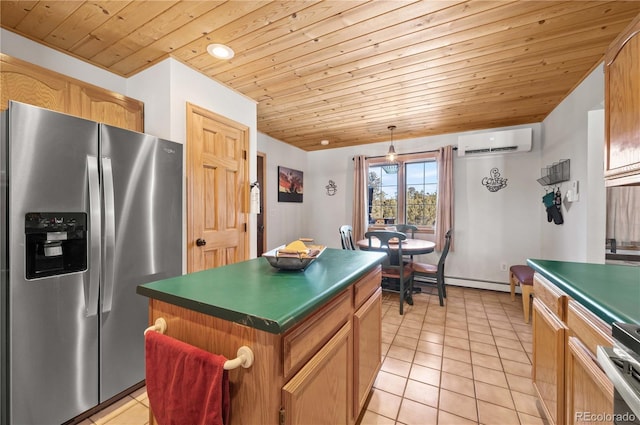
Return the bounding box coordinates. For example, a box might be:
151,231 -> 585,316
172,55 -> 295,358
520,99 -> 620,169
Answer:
355,237 -> 436,255
356,236 -> 436,297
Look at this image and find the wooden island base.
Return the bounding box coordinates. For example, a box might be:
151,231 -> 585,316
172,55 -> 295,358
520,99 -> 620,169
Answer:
146,266 -> 382,425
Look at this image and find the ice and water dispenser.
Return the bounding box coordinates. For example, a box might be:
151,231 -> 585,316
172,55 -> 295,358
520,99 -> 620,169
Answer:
25,212 -> 87,279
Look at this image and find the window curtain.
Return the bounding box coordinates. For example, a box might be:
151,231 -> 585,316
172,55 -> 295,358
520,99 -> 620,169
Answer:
436,145 -> 454,251
352,155 -> 368,243
606,186 -> 640,244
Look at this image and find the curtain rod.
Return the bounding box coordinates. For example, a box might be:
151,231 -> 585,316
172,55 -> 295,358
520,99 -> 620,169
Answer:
355,146 -> 457,160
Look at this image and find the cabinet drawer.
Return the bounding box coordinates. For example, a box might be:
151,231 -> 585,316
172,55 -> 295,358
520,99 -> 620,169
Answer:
534,273 -> 568,320
566,300 -> 614,355
353,266 -> 381,309
283,288 -> 352,379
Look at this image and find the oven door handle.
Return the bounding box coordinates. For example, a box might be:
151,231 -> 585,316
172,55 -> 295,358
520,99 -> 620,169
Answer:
597,345 -> 640,418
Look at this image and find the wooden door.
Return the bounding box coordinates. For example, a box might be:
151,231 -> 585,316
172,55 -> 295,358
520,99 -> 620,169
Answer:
187,103 -> 249,272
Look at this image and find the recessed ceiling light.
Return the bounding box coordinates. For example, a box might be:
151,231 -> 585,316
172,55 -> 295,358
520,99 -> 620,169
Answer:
207,43 -> 234,59
320,139 -> 329,146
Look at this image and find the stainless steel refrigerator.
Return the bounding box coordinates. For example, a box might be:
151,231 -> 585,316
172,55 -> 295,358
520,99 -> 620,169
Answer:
0,101 -> 183,424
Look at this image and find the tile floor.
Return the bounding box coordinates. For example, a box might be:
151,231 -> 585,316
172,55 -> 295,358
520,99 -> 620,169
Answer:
81,286 -> 548,425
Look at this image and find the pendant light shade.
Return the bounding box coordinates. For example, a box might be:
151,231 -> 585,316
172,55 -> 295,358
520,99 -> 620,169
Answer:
383,125 -> 398,174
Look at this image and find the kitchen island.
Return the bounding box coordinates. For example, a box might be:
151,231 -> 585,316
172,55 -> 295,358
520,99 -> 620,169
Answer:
526,259 -> 640,425
137,248 -> 386,425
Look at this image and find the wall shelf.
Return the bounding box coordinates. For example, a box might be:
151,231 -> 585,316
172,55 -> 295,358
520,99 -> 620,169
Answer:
537,159 -> 570,186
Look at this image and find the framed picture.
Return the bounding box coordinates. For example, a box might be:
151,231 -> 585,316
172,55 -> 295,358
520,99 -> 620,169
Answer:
278,166 -> 303,202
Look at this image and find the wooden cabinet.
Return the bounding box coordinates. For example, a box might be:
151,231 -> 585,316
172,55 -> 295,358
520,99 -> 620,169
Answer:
282,322 -> 353,425
533,297 -> 568,425
604,14 -> 640,186
565,301 -> 614,425
147,266 -> 382,425
1,54 -> 143,132
532,274 -> 615,425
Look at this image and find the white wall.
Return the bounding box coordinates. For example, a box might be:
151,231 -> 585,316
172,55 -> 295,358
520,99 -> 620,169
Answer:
540,65 -> 607,262
302,124 -> 543,292
257,132 -> 308,250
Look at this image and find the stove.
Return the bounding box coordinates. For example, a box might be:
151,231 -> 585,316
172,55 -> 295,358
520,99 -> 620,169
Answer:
598,323 -> 640,425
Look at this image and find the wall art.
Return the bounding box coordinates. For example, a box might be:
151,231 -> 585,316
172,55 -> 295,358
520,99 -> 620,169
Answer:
278,166 -> 303,202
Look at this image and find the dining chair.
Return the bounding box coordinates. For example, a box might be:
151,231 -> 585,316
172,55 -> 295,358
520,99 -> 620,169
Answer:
394,224 -> 419,260
395,224 -> 418,238
339,225 -> 356,250
411,229 -> 452,306
364,230 -> 414,315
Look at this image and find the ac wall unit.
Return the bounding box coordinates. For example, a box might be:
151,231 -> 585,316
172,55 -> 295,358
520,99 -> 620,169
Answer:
457,127 -> 532,156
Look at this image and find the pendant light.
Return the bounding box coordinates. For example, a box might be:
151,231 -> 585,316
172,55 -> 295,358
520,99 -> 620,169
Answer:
383,125 -> 398,174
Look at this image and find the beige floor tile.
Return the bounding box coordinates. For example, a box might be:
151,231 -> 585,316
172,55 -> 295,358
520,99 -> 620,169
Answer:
437,409 -> 479,425
396,324 -> 420,338
473,365 -> 508,388
367,388 -> 402,420
104,402 -> 148,425
491,327 -> 519,340
446,319 -> 469,331
381,356 -> 412,377
469,341 -> 499,357
512,391 -> 544,417
381,331 -> 395,344
468,331 -> 495,344
497,345 -> 531,364
501,359 -> 532,378
381,342 -> 390,357
387,344 -> 416,362
413,351 -> 442,370
403,379 -> 440,408
444,335 -> 471,350
444,327 -> 469,339
442,345 -> 471,363
477,400 -> 520,425
494,335 -> 524,350
440,371 -> 475,398
416,339 -> 444,357
402,318 -> 425,331
438,389 -> 478,422
506,372 -> 536,395
374,370 -> 407,396
382,322 -> 400,334
420,331 -> 445,344
394,335 -> 419,350
409,364 -> 441,387
518,411 -> 549,425
91,396 -> 140,424
470,352 -> 503,371
467,323 -> 493,335
441,357 -> 474,379
359,410 -> 396,425
474,381 -> 515,409
397,398 -> 438,425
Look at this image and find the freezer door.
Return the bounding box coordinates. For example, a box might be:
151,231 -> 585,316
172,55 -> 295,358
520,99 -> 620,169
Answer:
99,125 -> 182,401
7,102 -> 100,424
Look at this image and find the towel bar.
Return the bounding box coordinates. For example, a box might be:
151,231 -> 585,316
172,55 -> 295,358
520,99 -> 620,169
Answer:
144,317 -> 254,370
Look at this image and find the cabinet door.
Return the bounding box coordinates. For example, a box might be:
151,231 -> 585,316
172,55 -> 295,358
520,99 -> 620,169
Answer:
533,298 -> 568,425
0,54 -> 69,112
71,84 -> 144,132
605,15 -> 640,185
282,322 -> 353,425
565,336 -> 613,425
354,288 -> 382,417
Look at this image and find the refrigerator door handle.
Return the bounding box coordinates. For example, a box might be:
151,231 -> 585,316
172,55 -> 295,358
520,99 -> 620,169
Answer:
102,157 -> 116,313
86,155 -> 101,317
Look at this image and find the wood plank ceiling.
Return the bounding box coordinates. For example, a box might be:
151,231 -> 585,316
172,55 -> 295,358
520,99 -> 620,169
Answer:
2,1 -> 639,151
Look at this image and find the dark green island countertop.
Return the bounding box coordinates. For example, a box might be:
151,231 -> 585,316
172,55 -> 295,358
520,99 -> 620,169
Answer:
527,259 -> 640,326
137,248 -> 386,334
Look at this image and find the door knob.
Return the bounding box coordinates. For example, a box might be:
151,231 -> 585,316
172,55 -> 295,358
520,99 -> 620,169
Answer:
196,238 -> 206,247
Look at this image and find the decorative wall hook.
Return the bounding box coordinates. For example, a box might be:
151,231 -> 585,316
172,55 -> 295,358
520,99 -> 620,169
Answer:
326,180 -> 337,196
481,168 -> 508,192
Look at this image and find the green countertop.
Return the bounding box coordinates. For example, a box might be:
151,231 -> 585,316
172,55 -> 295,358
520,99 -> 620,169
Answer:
137,248 -> 386,334
527,259 -> 640,326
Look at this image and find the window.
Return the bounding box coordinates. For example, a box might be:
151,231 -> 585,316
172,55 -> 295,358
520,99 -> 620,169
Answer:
367,153 -> 438,228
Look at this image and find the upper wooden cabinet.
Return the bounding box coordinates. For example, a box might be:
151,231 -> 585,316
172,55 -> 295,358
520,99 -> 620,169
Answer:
604,14 -> 640,186
1,54 -> 143,132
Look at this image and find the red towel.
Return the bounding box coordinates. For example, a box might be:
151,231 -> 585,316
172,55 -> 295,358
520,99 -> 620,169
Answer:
145,331 -> 230,425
